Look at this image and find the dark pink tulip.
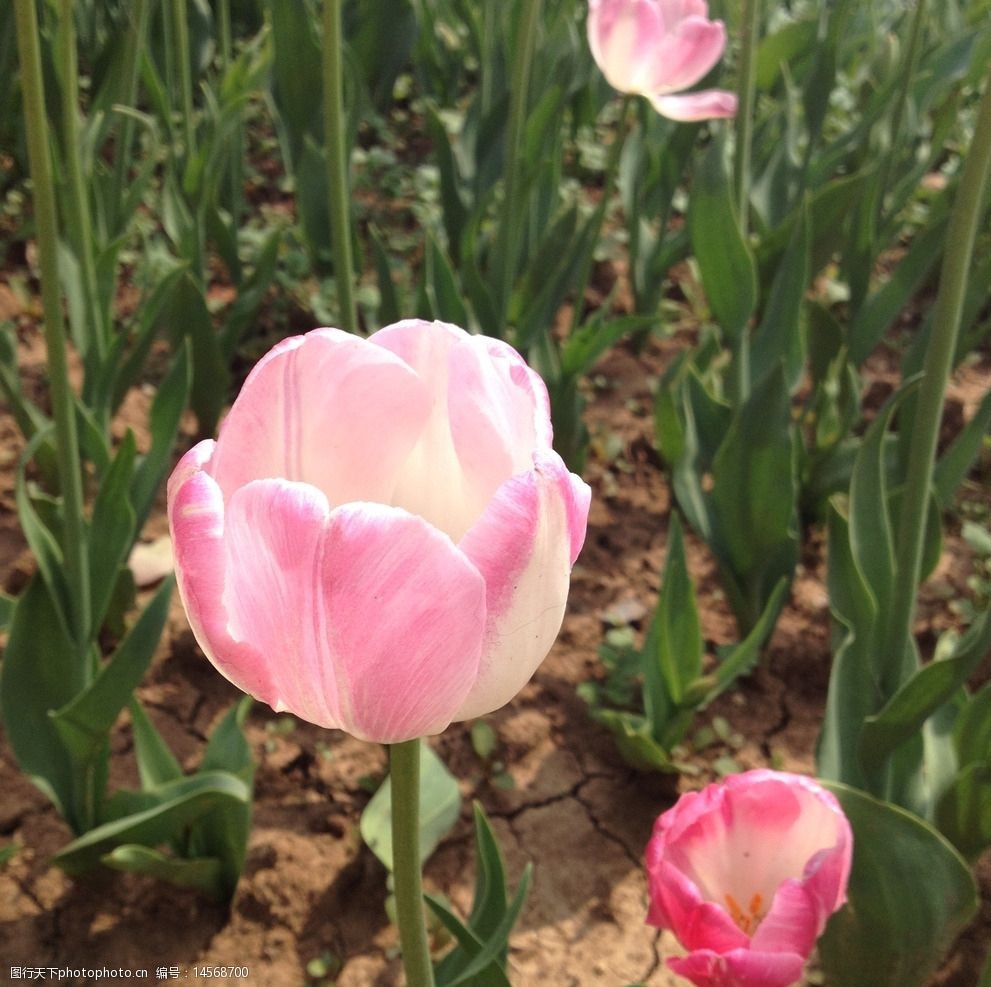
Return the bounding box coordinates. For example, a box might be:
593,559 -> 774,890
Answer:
168,321 -> 590,743
646,770 -> 853,987
587,0 -> 738,121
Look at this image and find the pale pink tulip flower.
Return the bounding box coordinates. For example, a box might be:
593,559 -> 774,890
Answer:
646,770 -> 853,987
168,320 -> 590,744
587,0 -> 737,121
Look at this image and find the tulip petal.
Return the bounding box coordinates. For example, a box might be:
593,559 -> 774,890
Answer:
372,320 -> 555,541
208,327 -> 431,509
647,857 -> 749,952
654,16 -> 727,92
749,879 -> 820,957
454,451 -> 590,721
168,444 -> 280,705
221,480 -> 487,742
670,947 -> 806,987
650,89 -> 738,121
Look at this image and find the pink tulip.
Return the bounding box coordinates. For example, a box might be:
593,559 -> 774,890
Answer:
645,770 -> 853,987
587,0 -> 737,121
167,320 -> 590,744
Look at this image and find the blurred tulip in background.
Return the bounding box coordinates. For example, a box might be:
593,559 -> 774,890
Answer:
586,0 -> 737,120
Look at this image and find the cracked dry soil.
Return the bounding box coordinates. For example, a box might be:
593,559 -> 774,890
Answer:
0,336 -> 989,986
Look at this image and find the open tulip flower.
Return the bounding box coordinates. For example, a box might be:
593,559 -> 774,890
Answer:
168,320 -> 590,744
645,770 -> 853,987
587,0 -> 737,121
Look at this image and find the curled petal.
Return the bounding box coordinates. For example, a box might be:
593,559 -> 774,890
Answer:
654,17 -> 727,92
647,858 -> 749,953
669,948 -> 806,987
454,451 -> 590,720
650,89 -> 738,121
168,446 -> 280,705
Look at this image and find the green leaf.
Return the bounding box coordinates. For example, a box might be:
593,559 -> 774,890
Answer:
219,229 -> 282,360
54,771 -> 251,877
750,196 -> 810,390
817,502 -> 882,789
431,805 -> 532,987
166,273 -> 228,437
360,743 -> 461,871
268,0 -> 322,165
709,367 -> 798,633
430,895 -> 512,987
560,315 -> 655,379
819,782 -> 978,987
934,387 -> 991,506
369,225 -> 402,328
15,428 -> 76,642
50,577 -> 174,767
426,102 -> 469,252
431,863 -> 532,987
689,136 -> 757,337
128,698 -> 183,789
859,611 -> 991,777
0,577 -> 86,828
88,431 -> 137,635
424,233 -> 472,329
711,578 -> 789,693
847,389 -> 903,635
654,514 -> 702,704
0,591 -> 15,631
955,681 -> 991,769
186,697 -> 255,899
936,761 -> 991,860
586,709 -> 678,773
130,342 -> 191,531
102,844 -> 225,899
848,213 -> 950,364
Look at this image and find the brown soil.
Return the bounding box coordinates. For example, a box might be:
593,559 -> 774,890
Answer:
0,322 -> 989,987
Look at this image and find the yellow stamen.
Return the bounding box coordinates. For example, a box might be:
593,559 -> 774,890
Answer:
724,892 -> 765,935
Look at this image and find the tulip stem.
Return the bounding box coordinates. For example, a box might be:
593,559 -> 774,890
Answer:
171,0 -> 196,160
734,0 -> 759,236
883,65 -> 991,692
57,0 -> 106,371
390,738 -> 435,987
322,0 -> 358,333
13,0 -> 90,646
495,0 -> 543,339
732,0 -> 760,405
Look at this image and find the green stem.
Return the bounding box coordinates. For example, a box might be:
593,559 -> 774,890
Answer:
13,0 -> 90,644
495,0 -> 543,339
734,0 -> 759,236
57,0 -> 106,378
733,0 -> 760,405
322,0 -> 357,332
873,0 -> 928,238
171,0 -> 196,158
218,0 -> 243,228
569,96 -> 632,333
110,0 -> 149,234
390,739 -> 434,987
884,67 -> 991,688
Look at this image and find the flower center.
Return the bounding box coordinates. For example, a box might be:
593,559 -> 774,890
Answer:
724,892 -> 765,935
